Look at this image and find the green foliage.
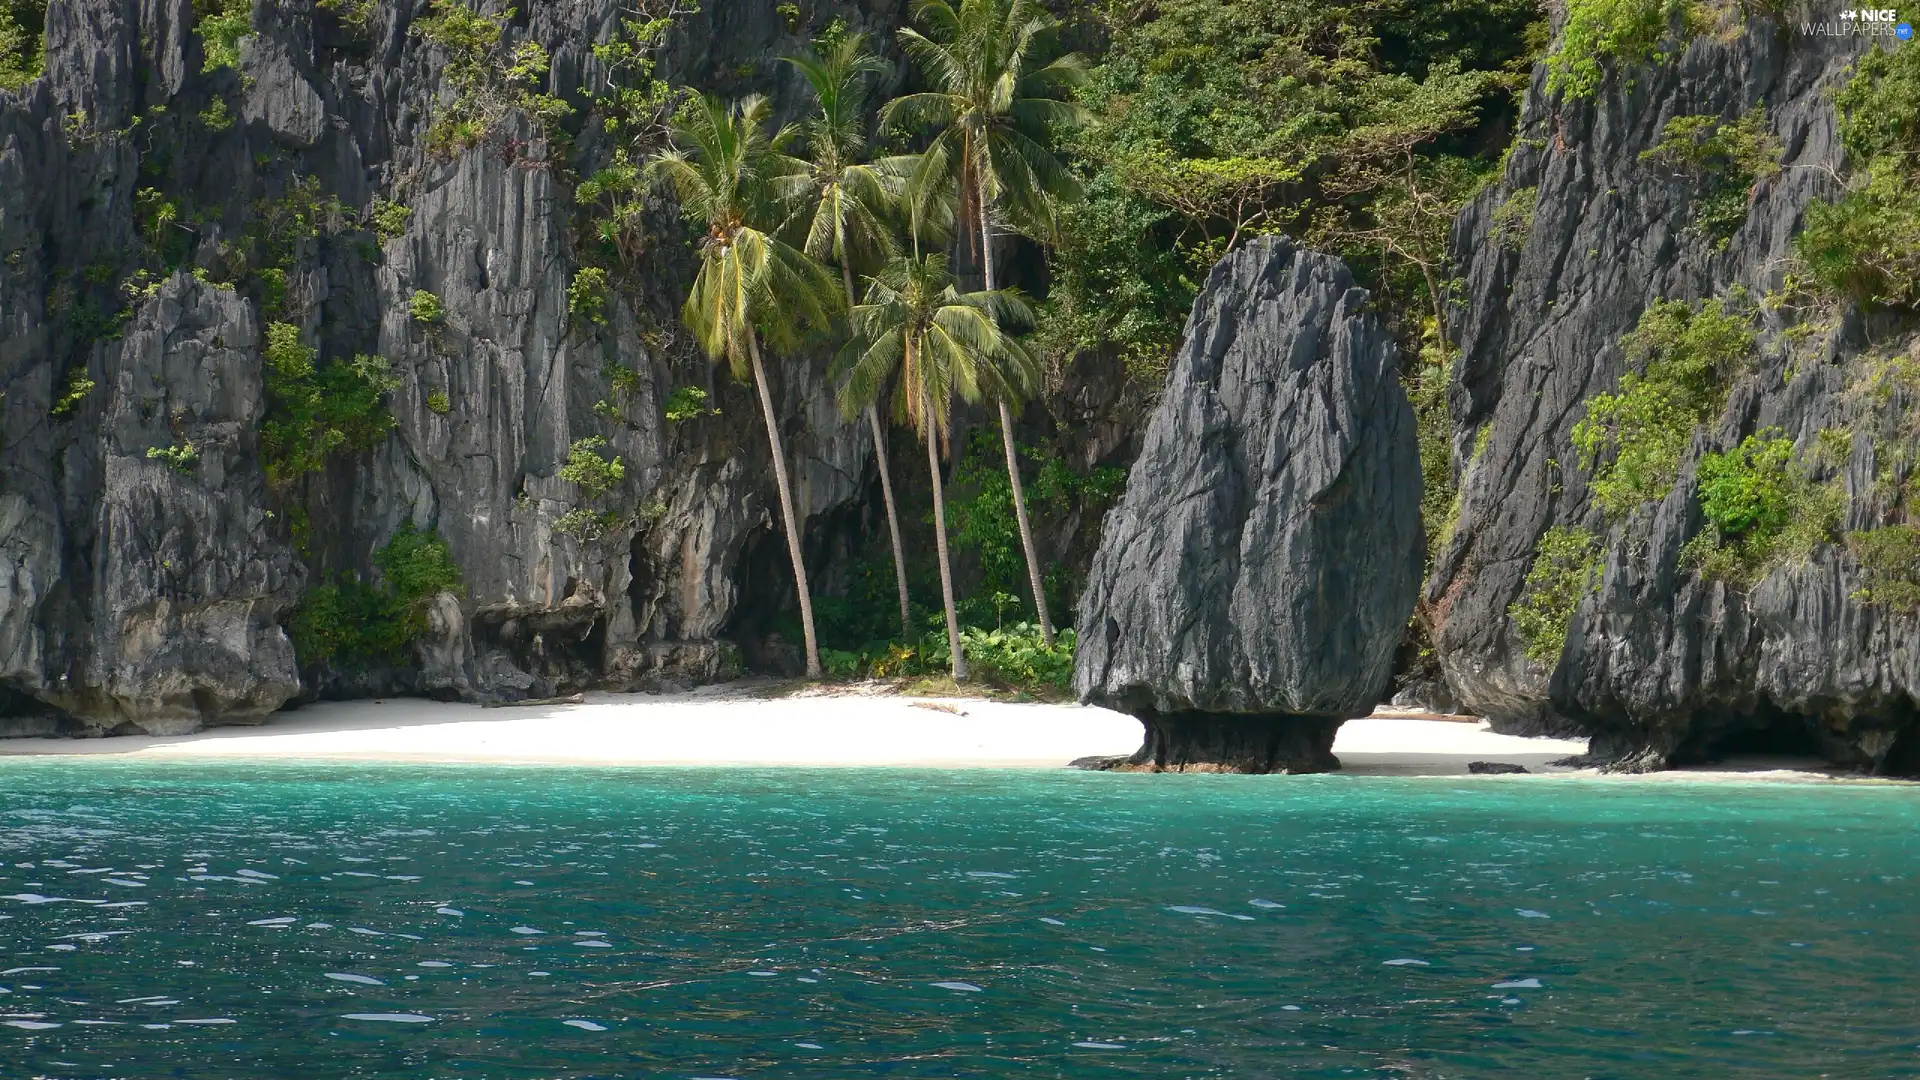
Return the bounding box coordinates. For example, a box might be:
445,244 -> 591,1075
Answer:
1407,327 -> 1456,568
568,266 -> 610,326
243,175 -> 348,315
368,198 -> 411,243
194,0 -> 250,72
414,0 -> 572,155
198,98 -> 233,131
1849,525 -> 1920,613
146,441 -> 199,473
559,436 -> 626,496
930,624 -> 1076,696
260,322 -> 401,487
1509,525 -> 1603,667
49,368 -> 95,416
1053,0 -> 1537,389
945,434 -> 1124,621
0,0 -> 45,92
408,289 -> 445,324
555,508 -> 620,540
1796,45 -> 1920,309
1572,294 -> 1755,518
1546,0 -> 1691,100
1639,109 -> 1781,240
1683,432 -> 1845,584
426,389 -> 452,415
316,0 -> 379,35
135,187 -> 179,248
577,2 -> 700,269
1491,186 -> 1538,250
289,525 -> 463,669
663,385 -> 712,422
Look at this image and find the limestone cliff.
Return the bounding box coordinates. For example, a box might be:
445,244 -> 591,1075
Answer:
1432,18 -> 1920,771
0,0 -> 909,733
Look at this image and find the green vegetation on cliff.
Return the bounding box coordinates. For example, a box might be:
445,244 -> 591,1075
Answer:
0,0 -> 44,92
290,525 -> 464,669
1510,525 -> 1603,666
1797,44 -> 1920,309
1681,432 -> 1844,585
1573,294 -> 1755,518
260,322 -> 401,489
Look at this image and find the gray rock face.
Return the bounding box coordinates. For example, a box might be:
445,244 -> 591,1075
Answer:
1074,237 -> 1425,772
0,0 -> 897,732
1432,21 -> 1920,771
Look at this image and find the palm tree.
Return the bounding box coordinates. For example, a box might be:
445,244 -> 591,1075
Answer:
782,32 -> 916,640
882,0 -> 1087,645
650,93 -> 839,678
838,252 -> 1039,680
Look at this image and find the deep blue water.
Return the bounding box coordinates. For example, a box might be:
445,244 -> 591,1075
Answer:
0,763 -> 1917,1078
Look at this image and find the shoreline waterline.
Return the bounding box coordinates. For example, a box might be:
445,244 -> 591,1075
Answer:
0,686 -> 1902,782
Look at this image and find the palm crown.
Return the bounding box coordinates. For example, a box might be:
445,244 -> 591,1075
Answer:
650,93 -> 838,378
882,0 -> 1088,244
839,253 -> 1038,444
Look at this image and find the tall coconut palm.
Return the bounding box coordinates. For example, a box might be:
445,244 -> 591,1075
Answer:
882,0 -> 1087,645
650,92 -> 839,678
838,252 -> 1039,680
782,33 -> 916,640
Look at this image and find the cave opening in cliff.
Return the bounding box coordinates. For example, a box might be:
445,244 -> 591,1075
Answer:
1879,721 -> 1920,779
1674,705 -> 1825,765
723,496 -> 878,676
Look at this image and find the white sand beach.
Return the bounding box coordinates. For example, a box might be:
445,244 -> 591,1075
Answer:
0,686 -> 1872,779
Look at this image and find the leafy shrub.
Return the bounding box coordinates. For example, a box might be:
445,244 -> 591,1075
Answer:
555,508 -> 619,540
1795,44 -> 1920,309
1682,432 -> 1844,584
0,0 -> 45,92
146,441 -> 199,473
663,385 -> 711,422
49,368 -> 94,416
1639,109 -> 1781,240
368,198 -> 412,243
194,0 -> 249,72
959,624 -> 1076,695
426,389 -> 452,415
1546,0 -> 1691,100
1572,294 -> 1755,518
408,289 -> 446,324
260,322 -> 401,487
568,266 -> 610,326
198,98 -> 233,131
414,0 -> 571,154
1509,525 -> 1603,667
1490,186 -> 1537,250
559,436 -> 625,496
1849,524 -> 1920,612
290,524 -> 463,669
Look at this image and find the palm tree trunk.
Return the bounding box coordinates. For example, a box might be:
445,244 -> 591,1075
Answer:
843,258 -> 913,639
925,381 -> 967,681
748,332 -> 822,679
977,199 -> 1057,646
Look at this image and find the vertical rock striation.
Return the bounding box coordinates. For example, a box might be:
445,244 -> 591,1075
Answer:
0,0 -> 899,732
1074,237 -> 1424,772
1432,20 -> 1920,771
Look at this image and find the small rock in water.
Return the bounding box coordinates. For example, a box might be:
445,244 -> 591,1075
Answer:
1468,762 -> 1530,775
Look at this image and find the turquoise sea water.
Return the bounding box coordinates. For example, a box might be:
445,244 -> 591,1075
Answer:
0,764 -> 1917,1078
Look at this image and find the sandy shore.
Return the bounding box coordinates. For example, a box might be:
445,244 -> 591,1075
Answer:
0,686 -> 1872,780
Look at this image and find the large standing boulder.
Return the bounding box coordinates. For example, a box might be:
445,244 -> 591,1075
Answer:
1073,236 -> 1424,772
